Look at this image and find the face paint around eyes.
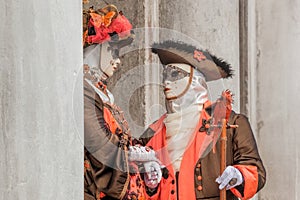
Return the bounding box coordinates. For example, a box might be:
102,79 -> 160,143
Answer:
163,65 -> 190,82
164,76 -> 190,100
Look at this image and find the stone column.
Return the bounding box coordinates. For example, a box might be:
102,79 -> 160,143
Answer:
0,1 -> 83,200
144,0 -> 161,126
256,0 -> 300,199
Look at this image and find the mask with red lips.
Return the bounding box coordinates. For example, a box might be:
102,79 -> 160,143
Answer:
163,63 -> 208,113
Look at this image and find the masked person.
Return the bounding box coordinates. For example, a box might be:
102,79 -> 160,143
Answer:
83,5 -> 162,199
83,40 -> 163,200
139,40 -> 266,200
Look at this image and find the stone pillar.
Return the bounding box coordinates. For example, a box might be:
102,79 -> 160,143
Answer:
256,1 -> 300,199
0,1 -> 83,200
144,0 -> 161,126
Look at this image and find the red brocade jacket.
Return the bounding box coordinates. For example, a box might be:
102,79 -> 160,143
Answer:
139,104 -> 266,200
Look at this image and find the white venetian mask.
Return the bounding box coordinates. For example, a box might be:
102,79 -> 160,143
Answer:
163,63 -> 193,100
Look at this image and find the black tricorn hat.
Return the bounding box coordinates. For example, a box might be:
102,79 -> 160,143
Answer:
152,40 -> 233,81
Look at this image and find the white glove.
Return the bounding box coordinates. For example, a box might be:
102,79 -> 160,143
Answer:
216,166 -> 244,190
128,145 -> 163,188
143,161 -> 162,189
128,145 -> 158,162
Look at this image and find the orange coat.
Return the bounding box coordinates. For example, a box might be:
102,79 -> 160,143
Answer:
140,106 -> 266,200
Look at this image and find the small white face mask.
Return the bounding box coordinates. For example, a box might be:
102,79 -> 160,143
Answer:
83,43 -> 120,79
99,43 -> 121,78
164,64 -> 208,113
163,63 -> 192,100
100,58 -> 121,78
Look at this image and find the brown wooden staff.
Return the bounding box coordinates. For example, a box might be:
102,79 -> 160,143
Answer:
213,90 -> 239,200
220,119 -> 227,200
220,119 -> 239,200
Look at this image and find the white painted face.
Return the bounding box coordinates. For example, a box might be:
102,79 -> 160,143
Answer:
99,43 -> 120,78
163,63 -> 193,100
101,58 -> 121,77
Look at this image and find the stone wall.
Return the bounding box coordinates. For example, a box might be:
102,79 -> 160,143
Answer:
0,1 -> 83,199
256,1 -> 300,199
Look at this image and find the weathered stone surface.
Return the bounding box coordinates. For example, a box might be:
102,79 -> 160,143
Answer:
256,1 -> 300,199
0,1 -> 83,199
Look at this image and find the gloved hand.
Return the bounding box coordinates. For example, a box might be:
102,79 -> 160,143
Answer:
143,161 -> 162,189
128,145 -> 163,189
128,145 -> 158,162
216,166 -> 244,190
